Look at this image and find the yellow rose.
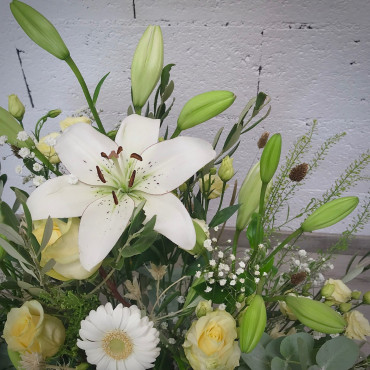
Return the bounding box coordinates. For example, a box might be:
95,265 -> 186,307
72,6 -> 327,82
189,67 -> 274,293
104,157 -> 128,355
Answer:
183,310 -> 241,370
325,279 -> 351,303
33,218 -> 99,281
59,116 -> 91,131
3,300 -> 65,357
344,310 -> 370,340
36,132 -> 60,164
199,174 -> 227,199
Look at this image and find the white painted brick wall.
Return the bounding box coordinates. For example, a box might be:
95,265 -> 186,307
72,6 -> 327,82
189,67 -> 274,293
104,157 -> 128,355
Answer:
0,0 -> 369,235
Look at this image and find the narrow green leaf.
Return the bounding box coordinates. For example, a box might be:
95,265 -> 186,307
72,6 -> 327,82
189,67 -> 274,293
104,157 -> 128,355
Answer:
93,72 -> 110,105
12,187 -> 29,203
40,216 -> 53,251
212,127 -> 224,149
41,258 -> 56,273
0,224 -> 24,246
0,237 -> 29,265
0,202 -> 20,230
209,204 -> 240,227
157,291 -> 180,313
20,261 -> 37,278
127,105 -> 134,116
162,80 -> 174,102
160,63 -> 175,93
121,231 -> 158,258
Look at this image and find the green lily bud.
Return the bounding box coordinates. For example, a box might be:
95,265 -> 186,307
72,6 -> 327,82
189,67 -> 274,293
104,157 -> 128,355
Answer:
195,300 -> 213,318
47,109 -> 62,118
339,302 -> 352,313
186,219 -> 210,256
10,1 -> 70,60
260,133 -> 282,184
236,162 -> 271,231
363,291 -> 370,304
8,94 -> 25,121
240,295 -> 266,353
351,290 -> 361,300
177,90 -> 235,131
301,196 -> 359,232
131,25 -> 163,111
0,106 -> 32,148
218,156 -> 234,182
285,296 -> 346,334
321,284 -> 335,298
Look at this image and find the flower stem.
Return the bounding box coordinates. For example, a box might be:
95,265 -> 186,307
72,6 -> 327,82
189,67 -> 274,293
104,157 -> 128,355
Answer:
32,147 -> 62,176
232,228 -> 242,271
65,56 -> 106,134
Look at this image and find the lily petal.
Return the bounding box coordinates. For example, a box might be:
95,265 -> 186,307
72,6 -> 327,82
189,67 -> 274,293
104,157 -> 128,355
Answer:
27,176 -> 100,220
55,123 -> 117,186
141,192 -> 195,250
79,194 -> 134,270
115,114 -> 160,156
134,137 -> 215,194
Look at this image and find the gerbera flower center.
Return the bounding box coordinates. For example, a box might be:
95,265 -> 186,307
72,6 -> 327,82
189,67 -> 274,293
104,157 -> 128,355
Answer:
102,329 -> 133,360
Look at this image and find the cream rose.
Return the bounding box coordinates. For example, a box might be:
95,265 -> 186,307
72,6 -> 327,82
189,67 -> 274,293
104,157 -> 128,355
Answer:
325,279 -> 351,303
3,300 -> 65,357
33,218 -> 99,281
59,116 -> 91,131
183,310 -> 240,370
36,132 -> 60,164
344,310 -> 370,340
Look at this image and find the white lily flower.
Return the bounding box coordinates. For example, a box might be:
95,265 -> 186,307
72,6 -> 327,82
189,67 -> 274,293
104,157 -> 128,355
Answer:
27,115 -> 215,270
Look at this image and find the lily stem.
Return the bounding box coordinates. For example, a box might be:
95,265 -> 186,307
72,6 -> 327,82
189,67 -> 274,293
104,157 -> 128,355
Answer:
65,56 -> 106,134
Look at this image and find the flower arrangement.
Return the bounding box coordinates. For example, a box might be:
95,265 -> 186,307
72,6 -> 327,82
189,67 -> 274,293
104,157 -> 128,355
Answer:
0,1 -> 369,370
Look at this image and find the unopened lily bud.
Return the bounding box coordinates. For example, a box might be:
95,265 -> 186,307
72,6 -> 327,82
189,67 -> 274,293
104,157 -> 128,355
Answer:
339,302 -> 352,313
301,196 -> 359,232
10,1 -> 70,60
240,295 -> 266,353
285,296 -> 346,334
236,162 -> 271,231
131,26 -> 163,111
363,291 -> 370,304
179,182 -> 187,192
260,133 -> 282,184
47,109 -> 61,118
321,284 -> 335,298
8,94 -> 25,121
177,90 -> 235,131
195,300 -> 213,318
218,156 -> 234,182
0,107 -> 32,148
351,290 -> 361,300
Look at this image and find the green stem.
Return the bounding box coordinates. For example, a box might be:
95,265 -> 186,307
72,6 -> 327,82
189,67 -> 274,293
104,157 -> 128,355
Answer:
216,181 -> 227,213
65,56 -> 106,134
135,107 -> 142,115
256,277 -> 266,295
232,228 -> 242,271
32,147 -> 62,176
171,126 -> 182,139
262,228 -> 303,264
255,182 -> 268,244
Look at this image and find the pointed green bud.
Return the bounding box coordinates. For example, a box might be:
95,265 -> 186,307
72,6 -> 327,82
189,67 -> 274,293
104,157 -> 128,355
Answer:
209,167 -> 217,175
177,90 -> 235,131
10,1 -> 70,60
236,162 -> 271,231
260,133 -> 282,184
339,302 -> 352,313
218,156 -> 234,182
321,283 -> 335,298
47,109 -> 62,118
285,296 -> 346,334
240,295 -> 266,353
195,300 -> 213,318
363,291 -> 370,304
131,26 -> 163,111
301,196 -> 359,232
8,94 -> 25,121
0,106 -> 32,148
351,290 -> 361,300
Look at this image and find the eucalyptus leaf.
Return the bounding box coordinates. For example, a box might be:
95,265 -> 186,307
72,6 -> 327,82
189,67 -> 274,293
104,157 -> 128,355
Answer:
280,333 -> 314,368
265,337 -> 285,360
271,357 -> 290,370
316,336 -> 359,370
241,342 -> 270,370
0,224 -> 24,246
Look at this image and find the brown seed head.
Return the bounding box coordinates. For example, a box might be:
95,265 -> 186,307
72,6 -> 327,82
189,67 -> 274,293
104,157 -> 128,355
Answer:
291,271 -> 307,286
257,131 -> 270,149
289,163 -> 309,182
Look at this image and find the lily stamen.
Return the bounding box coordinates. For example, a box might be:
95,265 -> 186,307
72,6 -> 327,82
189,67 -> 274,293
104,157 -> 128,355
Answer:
128,170 -> 136,188
101,152 -> 109,159
112,190 -> 119,205
130,153 -> 143,161
117,146 -> 123,155
96,166 -> 107,183
108,150 -> 119,159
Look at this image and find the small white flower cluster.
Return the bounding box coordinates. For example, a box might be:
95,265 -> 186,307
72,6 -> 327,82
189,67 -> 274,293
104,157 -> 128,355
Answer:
16,131 -> 29,142
290,249 -> 311,274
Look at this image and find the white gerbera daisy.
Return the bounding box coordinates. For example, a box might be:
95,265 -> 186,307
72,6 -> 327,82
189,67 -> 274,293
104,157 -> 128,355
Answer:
77,303 -> 160,370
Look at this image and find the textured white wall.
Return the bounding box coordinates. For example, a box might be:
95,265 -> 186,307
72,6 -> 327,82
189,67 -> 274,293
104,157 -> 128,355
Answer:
0,0 -> 369,235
